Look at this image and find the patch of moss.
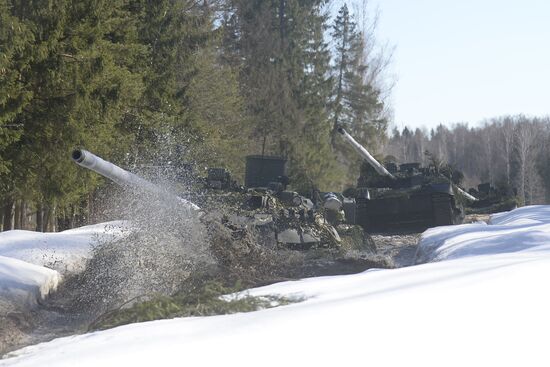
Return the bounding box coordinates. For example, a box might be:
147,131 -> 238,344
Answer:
88,281 -> 300,331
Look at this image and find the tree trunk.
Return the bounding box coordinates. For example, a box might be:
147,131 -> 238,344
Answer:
261,135 -> 267,156
20,201 -> 27,229
520,164 -> 526,206
14,200 -> 21,229
3,201 -> 14,231
279,0 -> 285,47
36,202 -> 43,232
57,209 -> 68,232
69,206 -> 76,229
43,206 -> 51,232
50,206 -> 57,232
87,192 -> 94,224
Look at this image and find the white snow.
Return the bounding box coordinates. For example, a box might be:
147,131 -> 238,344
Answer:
0,256 -> 60,311
3,207 -> 550,366
416,205 -> 550,263
0,222 -> 128,314
0,221 -> 128,273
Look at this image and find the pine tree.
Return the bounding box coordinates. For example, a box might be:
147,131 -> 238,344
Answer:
0,0 -> 148,230
331,4 -> 357,134
222,0 -> 341,190
331,4 -> 386,138
0,0 -> 33,175
330,3 -> 387,185
0,0 -> 36,228
182,43 -> 250,179
288,2 -> 342,191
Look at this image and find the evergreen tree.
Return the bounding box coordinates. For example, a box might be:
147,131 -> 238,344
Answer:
331,4 -> 357,134
182,44 -> 249,179
0,0 -> 250,230
222,0 -> 340,190
288,2 -> 342,191
330,3 -> 387,185
1,0 -> 147,229
0,0 -> 33,175
0,0 -> 36,228
124,0 -> 213,163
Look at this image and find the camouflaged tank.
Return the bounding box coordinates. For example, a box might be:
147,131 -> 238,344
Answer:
198,155 -> 347,249
72,149 -> 372,250
464,182 -> 518,215
337,128 -> 476,232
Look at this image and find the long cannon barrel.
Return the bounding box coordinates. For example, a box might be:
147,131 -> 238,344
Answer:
337,127 -> 396,179
72,149 -> 200,210
455,186 -> 478,201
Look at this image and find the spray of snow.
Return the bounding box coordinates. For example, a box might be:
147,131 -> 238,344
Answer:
61,186 -> 214,316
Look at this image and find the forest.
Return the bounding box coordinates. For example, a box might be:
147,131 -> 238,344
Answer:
1,0 -> 549,232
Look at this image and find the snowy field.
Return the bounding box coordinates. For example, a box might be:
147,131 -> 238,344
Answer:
3,207 -> 550,366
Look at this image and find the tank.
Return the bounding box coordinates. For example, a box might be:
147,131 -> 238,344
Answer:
337,127 -> 475,232
72,149 -> 345,249
465,182 -> 518,215
201,155 -> 341,248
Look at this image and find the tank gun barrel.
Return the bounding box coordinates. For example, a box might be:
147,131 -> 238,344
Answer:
455,186 -> 477,201
337,127 -> 395,179
72,149 -> 200,211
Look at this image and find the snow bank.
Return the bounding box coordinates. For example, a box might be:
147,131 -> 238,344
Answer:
3,207 -> 550,366
416,205 -> 550,263
0,256 -> 60,311
4,248 -> 550,366
0,221 -> 128,274
0,222 -> 128,315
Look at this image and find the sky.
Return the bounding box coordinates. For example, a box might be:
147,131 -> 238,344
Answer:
360,0 -> 550,130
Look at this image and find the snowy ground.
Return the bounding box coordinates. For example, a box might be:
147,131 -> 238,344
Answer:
416,205 -> 550,263
0,222 -> 128,314
3,207 -> 550,366
0,256 -> 60,312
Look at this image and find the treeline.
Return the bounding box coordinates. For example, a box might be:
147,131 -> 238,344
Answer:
384,115 -> 550,205
0,0 -> 388,231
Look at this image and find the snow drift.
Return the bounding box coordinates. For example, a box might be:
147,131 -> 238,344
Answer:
0,222 -> 127,314
0,256 -> 60,311
0,222 -> 128,273
416,205 -> 550,263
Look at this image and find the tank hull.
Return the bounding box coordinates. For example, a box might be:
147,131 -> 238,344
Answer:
335,127 -> 470,232
356,191 -> 462,232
